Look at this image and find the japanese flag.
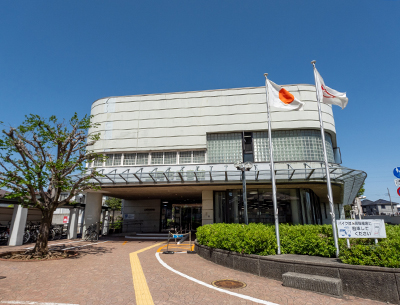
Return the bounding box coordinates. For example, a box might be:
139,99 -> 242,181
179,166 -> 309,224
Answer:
267,79 -> 304,111
314,68 -> 348,109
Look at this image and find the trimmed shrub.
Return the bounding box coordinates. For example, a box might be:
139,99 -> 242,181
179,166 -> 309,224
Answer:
196,223 -> 400,268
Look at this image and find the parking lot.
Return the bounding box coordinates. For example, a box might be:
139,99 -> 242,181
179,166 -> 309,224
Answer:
0,237 -> 390,305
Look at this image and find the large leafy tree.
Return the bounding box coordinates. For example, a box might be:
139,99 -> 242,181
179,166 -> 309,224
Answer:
105,197 -> 122,211
0,114 -> 102,256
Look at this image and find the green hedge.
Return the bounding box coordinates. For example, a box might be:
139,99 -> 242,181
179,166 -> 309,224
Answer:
196,223 -> 400,268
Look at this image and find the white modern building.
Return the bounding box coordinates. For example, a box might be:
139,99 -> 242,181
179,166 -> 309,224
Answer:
78,84 -> 366,234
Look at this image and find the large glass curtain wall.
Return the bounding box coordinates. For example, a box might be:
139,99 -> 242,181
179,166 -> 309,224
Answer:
253,130 -> 335,163
207,130 -> 335,164
214,188 -> 323,225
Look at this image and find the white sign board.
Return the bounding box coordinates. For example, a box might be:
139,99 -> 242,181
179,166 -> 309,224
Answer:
395,179 -> 400,187
124,214 -> 135,220
337,219 -> 386,238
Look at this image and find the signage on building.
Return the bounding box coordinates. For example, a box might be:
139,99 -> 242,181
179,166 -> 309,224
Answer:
124,214 -> 135,220
395,179 -> 400,187
63,216 -> 69,224
394,167 -> 400,179
337,219 -> 386,238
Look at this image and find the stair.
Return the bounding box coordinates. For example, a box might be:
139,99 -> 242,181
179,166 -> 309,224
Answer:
282,272 -> 343,297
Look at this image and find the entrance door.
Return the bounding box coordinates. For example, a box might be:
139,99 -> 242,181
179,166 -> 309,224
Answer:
160,203 -> 202,232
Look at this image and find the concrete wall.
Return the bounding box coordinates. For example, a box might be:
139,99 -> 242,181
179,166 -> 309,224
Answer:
89,85 -> 336,153
123,199 -> 161,232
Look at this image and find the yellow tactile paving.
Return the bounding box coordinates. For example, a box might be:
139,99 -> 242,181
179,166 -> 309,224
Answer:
129,242 -> 164,305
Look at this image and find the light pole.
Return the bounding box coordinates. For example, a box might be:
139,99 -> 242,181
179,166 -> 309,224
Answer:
234,161 -> 253,225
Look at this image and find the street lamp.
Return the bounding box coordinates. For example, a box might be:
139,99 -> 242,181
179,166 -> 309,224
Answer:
234,161 -> 253,225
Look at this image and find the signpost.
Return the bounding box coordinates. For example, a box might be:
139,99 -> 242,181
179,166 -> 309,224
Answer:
395,179 -> 400,187
397,187 -> 400,197
394,167 -> 400,179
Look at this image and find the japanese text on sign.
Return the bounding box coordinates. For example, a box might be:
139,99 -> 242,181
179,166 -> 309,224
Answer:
336,219 -> 386,238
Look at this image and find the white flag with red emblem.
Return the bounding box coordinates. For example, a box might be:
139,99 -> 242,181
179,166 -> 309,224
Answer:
314,67 -> 348,109
266,79 -> 304,111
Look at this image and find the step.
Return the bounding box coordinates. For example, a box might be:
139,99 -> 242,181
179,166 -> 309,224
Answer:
282,272 -> 343,297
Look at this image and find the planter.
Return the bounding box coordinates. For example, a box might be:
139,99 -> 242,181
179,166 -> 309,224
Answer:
195,242 -> 400,304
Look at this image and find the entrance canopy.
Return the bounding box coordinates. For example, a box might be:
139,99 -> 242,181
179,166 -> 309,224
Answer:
82,162 -> 366,206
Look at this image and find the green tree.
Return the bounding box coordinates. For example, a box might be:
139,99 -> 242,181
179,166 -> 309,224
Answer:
105,197 -> 122,211
357,182 -> 365,197
0,114 -> 103,256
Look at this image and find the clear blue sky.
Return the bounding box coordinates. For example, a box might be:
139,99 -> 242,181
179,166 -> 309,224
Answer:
1,0 -> 399,202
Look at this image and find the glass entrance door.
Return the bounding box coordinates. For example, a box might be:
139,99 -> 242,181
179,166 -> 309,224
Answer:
160,203 -> 202,232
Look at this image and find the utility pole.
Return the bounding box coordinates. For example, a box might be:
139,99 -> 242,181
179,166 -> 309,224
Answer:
388,188 -> 394,215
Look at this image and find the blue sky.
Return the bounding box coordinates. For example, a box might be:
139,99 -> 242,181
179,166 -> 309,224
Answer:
1,0 -> 399,202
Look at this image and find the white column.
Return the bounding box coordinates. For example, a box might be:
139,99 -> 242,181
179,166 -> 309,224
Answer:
67,208 -> 79,239
82,192 -> 103,239
202,190 -> 213,225
102,210 -> 110,235
8,205 -> 28,246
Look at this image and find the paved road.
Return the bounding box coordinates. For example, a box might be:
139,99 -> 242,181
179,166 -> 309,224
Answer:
0,237 -> 390,305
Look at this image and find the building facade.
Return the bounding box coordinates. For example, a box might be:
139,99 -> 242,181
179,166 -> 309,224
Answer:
82,84 -> 366,233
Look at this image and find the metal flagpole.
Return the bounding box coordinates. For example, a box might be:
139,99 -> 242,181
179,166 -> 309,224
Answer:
311,61 -> 340,258
264,73 -> 281,255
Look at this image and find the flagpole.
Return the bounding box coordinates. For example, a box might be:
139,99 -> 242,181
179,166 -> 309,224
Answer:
311,61 -> 340,258
264,73 -> 281,255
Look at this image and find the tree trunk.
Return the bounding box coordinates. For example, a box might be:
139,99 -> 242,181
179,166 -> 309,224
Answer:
32,209 -> 53,256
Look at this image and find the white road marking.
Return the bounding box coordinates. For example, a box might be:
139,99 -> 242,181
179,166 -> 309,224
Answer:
1,301 -> 79,305
155,252 -> 280,305
24,240 -> 83,249
62,240 -> 109,250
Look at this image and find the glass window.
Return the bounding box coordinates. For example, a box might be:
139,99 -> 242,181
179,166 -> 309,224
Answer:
105,154 -> 113,166
253,130 -> 335,163
193,151 -> 206,163
93,156 -> 104,167
164,152 -> 177,164
113,154 -> 122,166
207,133 -> 243,163
136,153 -> 148,165
151,152 -> 163,164
180,151 -> 192,164
123,153 -> 136,165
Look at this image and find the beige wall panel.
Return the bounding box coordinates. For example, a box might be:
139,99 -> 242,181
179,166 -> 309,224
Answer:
90,85 -> 337,153
123,199 -> 161,232
202,190 -> 213,225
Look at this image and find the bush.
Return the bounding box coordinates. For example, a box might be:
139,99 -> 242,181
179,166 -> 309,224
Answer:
196,223 -> 400,268
340,225 -> 400,268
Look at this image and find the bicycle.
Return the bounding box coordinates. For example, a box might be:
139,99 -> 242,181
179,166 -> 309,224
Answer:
0,224 -> 10,245
84,223 -> 99,242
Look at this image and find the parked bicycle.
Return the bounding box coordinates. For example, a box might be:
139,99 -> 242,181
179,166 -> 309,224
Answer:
0,222 -> 10,245
84,223 -> 99,242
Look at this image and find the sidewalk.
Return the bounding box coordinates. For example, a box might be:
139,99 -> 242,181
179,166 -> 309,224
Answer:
0,238 -> 390,305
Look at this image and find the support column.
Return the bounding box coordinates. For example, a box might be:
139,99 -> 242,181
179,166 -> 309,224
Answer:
67,208 -> 79,239
102,210 -> 109,235
80,208 -> 85,235
82,192 -> 103,239
8,205 -> 28,246
202,190 -> 213,225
